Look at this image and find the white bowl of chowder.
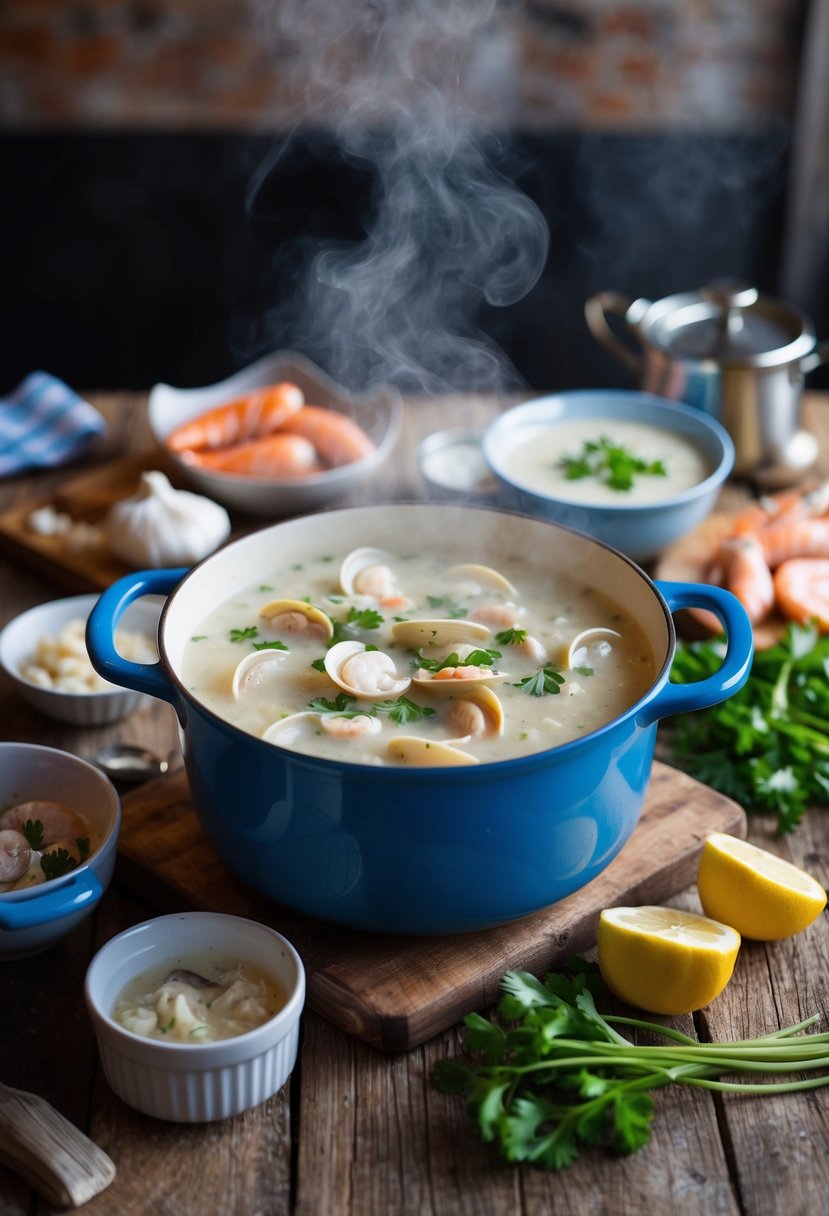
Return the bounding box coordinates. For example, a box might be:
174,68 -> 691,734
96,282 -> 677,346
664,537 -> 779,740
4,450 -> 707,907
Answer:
86,503 -> 753,935
483,391 -> 735,561
84,912 -> 305,1122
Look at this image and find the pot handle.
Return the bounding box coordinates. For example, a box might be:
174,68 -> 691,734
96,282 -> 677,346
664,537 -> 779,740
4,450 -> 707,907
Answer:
584,291 -> 648,375
0,869 -> 103,930
801,339 -> 829,375
86,568 -> 187,707
638,580 -> 754,726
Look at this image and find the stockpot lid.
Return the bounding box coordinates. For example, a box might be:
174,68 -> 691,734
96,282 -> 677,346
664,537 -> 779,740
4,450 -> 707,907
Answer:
636,282 -> 817,369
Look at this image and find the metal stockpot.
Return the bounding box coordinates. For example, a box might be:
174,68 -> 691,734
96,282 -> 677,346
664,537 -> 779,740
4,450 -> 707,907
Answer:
585,283 -> 829,486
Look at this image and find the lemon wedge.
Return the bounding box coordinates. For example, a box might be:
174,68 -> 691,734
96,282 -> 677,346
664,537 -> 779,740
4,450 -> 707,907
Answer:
697,832 -> 827,941
597,905 -> 741,1016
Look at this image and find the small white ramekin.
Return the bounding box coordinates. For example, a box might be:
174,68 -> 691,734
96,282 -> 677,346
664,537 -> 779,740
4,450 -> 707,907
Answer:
84,912 -> 306,1123
0,593 -> 161,726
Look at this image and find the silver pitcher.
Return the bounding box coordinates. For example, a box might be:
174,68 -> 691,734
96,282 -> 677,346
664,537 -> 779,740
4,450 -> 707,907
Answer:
585,282 -> 829,486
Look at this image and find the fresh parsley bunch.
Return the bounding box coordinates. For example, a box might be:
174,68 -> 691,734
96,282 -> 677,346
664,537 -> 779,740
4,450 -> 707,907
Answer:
668,622 -> 829,834
433,962 -> 829,1172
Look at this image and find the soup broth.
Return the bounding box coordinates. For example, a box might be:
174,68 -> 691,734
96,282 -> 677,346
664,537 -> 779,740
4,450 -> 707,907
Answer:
180,546 -> 659,766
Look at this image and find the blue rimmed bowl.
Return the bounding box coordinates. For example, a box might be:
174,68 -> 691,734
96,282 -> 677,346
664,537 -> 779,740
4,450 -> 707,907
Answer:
0,743 -> 121,958
483,391 -> 735,562
86,503 -> 751,936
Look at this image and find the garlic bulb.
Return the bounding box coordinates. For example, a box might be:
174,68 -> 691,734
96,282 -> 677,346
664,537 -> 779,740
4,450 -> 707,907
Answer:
106,470 -> 231,568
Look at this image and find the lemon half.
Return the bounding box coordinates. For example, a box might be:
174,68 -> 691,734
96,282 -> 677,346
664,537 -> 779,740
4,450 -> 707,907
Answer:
697,832 -> 827,941
597,905 -> 741,1016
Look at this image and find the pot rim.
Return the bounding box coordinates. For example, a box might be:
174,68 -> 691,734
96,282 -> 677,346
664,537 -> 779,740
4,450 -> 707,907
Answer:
155,502 -> 677,775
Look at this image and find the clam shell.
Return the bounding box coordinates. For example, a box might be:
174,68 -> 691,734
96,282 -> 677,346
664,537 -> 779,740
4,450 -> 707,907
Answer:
259,598 -> 333,641
443,685 -> 504,738
443,563 -> 517,596
564,627 -> 621,670
324,640 -> 411,700
411,666 -> 508,697
231,647 -> 289,699
262,711 -> 322,746
387,736 -> 479,766
391,618 -> 491,650
339,547 -> 398,598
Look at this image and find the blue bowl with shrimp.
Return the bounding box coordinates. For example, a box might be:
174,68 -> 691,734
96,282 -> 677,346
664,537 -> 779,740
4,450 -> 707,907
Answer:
86,503 -> 752,936
0,743 -> 121,958
148,350 -> 402,517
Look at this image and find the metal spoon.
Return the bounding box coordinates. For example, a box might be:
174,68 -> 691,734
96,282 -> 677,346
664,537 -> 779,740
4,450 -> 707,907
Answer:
95,743 -> 170,784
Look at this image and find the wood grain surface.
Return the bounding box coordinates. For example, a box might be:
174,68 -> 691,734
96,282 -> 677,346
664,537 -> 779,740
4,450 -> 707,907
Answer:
116,761 -> 745,1050
2,391 -> 829,1216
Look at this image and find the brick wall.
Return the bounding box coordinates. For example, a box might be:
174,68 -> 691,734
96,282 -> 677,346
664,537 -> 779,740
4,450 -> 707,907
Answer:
0,0 -> 804,131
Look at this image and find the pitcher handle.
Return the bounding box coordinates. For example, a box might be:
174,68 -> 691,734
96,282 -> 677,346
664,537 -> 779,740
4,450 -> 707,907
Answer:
584,291 -> 648,376
637,580 -> 753,726
86,569 -> 187,706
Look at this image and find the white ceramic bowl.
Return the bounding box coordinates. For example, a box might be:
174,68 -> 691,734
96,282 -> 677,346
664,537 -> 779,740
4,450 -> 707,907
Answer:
483,391 -> 735,562
0,593 -> 161,726
84,912 -> 306,1122
0,743 -> 121,958
148,350 -> 402,516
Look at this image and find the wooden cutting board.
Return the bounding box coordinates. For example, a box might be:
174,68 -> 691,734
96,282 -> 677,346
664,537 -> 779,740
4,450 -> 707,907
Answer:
116,761 -> 745,1052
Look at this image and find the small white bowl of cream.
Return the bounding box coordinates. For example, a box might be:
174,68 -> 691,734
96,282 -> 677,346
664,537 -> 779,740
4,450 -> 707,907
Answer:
84,912 -> 305,1122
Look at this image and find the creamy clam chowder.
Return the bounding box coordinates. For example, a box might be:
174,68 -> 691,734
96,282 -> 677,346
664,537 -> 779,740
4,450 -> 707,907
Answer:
498,417 -> 711,505
180,546 -> 658,767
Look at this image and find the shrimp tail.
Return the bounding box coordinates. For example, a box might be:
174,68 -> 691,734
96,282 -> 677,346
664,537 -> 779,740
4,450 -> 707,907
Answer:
773,558 -> 829,631
180,432 -> 323,477
722,536 -> 775,624
166,382 -> 305,453
279,405 -> 376,467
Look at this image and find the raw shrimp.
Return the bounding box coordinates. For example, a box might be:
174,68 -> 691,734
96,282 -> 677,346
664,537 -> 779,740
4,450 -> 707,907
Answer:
721,535 -> 775,624
166,382 -> 304,453
180,432 -> 322,477
755,518 -> 829,567
773,559 -> 829,631
280,405 -> 376,467
0,800 -> 91,847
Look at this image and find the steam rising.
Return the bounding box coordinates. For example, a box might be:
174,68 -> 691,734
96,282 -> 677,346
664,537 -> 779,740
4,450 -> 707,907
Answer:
248,0 -> 548,393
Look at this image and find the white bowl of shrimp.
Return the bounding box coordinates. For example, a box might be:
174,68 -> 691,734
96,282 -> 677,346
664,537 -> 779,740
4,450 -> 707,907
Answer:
148,350 -> 403,516
0,743 -> 121,958
0,593 -> 160,726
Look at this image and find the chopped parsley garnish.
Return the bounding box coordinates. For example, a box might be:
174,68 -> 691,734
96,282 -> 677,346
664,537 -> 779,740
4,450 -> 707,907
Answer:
373,697 -> 436,726
347,606 -> 385,630
495,628 -> 528,646
559,437 -> 667,492
425,595 -> 468,619
40,848 -> 77,879
307,693 -> 360,715
190,634 -> 207,642
21,818 -> 44,849
416,648 -> 501,673
253,640 -> 290,652
515,667 -> 566,696
230,626 -> 258,643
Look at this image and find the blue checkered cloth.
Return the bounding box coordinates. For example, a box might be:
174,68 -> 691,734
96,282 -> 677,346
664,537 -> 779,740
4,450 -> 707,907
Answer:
0,372 -> 107,479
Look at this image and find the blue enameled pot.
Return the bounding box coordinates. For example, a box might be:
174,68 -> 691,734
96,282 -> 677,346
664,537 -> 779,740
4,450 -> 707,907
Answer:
86,504 -> 752,935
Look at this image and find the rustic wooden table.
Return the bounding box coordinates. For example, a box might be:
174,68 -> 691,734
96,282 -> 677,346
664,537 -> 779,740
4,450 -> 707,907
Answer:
1,392 -> 828,1216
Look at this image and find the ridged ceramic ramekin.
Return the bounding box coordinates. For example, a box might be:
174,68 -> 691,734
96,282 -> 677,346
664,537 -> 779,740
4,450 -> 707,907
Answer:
84,912 -> 305,1122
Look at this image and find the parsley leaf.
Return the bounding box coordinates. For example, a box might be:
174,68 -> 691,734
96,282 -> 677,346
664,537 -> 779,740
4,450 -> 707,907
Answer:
21,818 -> 44,849
307,693 -> 360,716
230,626 -> 258,643
433,959 -> 829,1172
667,624 -> 829,834
416,648 -> 501,673
253,640 -> 290,651
495,628 -> 528,646
372,697 -> 436,726
347,606 -> 385,630
515,668 -> 566,696
559,437 -> 667,492
425,594 -> 468,619
40,848 -> 77,880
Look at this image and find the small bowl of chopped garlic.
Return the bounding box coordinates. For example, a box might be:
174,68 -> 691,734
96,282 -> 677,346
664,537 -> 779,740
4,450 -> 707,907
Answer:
0,593 -> 160,725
